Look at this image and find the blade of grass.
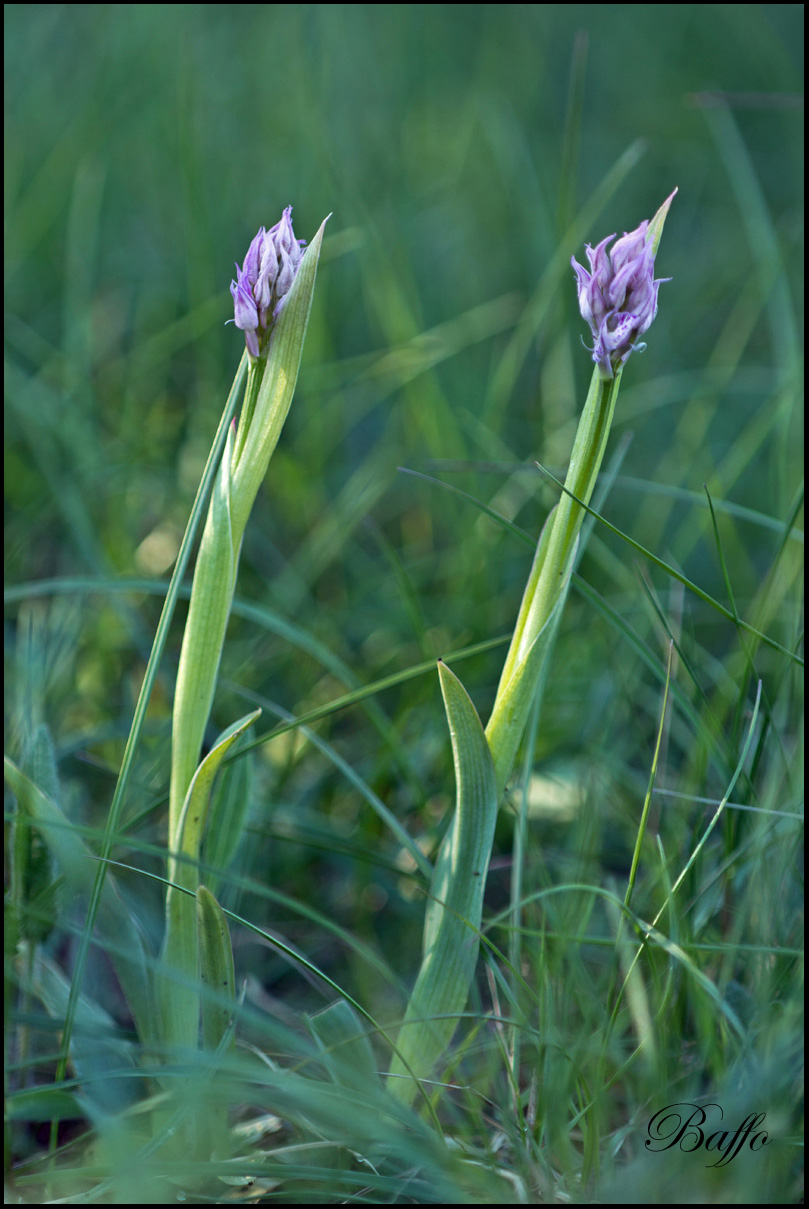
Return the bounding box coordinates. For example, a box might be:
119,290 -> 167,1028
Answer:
46,353 -> 247,1143
535,462 -> 803,665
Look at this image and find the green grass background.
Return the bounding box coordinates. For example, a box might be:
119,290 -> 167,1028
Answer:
4,4 -> 804,1203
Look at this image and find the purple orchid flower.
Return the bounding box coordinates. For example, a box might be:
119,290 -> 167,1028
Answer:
572,214 -> 670,378
229,206 -> 307,358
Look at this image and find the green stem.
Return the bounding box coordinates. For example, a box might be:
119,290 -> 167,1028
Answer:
163,426 -> 240,1056
232,357 -> 266,469
168,438 -> 240,861
167,354 -> 270,850
523,370 -> 618,658
485,367 -> 622,794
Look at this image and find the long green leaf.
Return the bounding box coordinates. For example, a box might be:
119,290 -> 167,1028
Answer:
169,422 -> 238,852
30,950 -> 139,1114
387,662 -> 497,1105
196,884 -> 237,1055
201,736 -> 253,893
161,709 -> 260,1056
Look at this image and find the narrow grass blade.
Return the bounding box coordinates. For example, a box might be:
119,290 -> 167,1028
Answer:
7,1088 -> 86,1123
4,755 -> 154,1046
537,462 -> 803,666
35,355 -> 249,1134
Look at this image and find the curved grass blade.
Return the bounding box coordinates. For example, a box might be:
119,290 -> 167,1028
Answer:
33,353 -> 248,1136
4,755 -> 154,1047
4,575 -> 425,795
537,461 -> 803,665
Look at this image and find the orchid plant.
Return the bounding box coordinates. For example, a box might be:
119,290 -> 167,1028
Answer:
6,191 -> 679,1171
387,190 -> 677,1102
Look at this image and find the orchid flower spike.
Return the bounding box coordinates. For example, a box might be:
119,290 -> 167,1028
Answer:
572,192 -> 675,378
229,206 -> 307,358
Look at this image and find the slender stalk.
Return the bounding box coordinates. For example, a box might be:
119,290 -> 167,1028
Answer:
485,366 -> 621,795
168,429 -> 239,867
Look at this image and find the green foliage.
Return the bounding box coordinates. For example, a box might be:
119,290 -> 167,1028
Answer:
4,4 -> 803,1203
161,710 -> 261,1056
388,661 -> 498,1104
5,755 -> 155,1049
307,998 -> 380,1094
196,884 -> 237,1055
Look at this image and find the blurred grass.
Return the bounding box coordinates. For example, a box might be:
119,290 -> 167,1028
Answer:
4,3 -> 804,1203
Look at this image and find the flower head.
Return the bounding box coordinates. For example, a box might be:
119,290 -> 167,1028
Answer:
229,206 -> 307,358
572,210 -> 670,378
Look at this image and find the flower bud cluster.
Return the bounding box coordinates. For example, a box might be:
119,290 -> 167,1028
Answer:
230,207 -> 307,358
571,218 -> 668,378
